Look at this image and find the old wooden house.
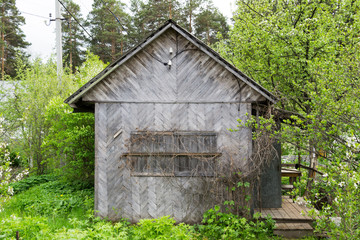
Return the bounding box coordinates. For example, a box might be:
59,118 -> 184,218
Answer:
65,20 -> 281,223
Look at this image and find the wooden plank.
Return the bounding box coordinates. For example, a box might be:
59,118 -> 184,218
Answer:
123,152 -> 221,157
282,184 -> 294,190
94,103 -> 108,218
69,23 -> 173,105
278,206 -> 293,220
275,223 -> 313,230
281,169 -> 301,177
281,164 -> 297,168
256,196 -> 315,223
286,200 -> 309,220
269,208 -> 283,219
82,28 -> 268,104
282,199 -> 302,220
92,94 -> 254,222
291,202 -> 313,220
171,24 -> 274,103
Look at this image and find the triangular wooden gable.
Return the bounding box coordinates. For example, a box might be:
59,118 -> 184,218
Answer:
65,20 -> 276,110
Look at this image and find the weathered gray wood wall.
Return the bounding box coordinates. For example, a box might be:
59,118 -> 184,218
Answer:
95,102 -> 250,222
87,29 -> 268,223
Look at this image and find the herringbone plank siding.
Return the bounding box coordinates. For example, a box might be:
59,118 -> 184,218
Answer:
94,103 -> 108,217
83,29 -> 266,103
87,28 -> 265,223
101,103 -> 247,222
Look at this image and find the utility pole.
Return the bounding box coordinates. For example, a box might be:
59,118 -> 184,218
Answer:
55,0 -> 63,82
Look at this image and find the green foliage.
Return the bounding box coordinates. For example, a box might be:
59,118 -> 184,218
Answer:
0,143 -> 14,197
129,0 -> 184,45
6,58 -> 65,174
10,174 -> 57,194
0,0 -> 30,79
304,163 -> 360,239
0,53 -> 105,178
53,219 -> 131,240
3,180 -> 93,217
61,0 -> 86,72
131,216 -> 194,240
1,175 -> 279,240
42,96 -> 95,183
0,141 -> 28,212
193,1 -> 229,45
0,175 -> 94,239
88,0 -> 131,63
0,143 -> 22,167
198,205 -> 275,240
0,215 -> 52,239
0,212 -> 131,240
216,0 -> 360,165
129,0 -> 229,46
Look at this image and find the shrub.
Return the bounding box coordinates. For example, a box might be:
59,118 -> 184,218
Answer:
131,216 -> 195,240
42,96 -> 95,184
197,205 -> 275,240
2,179 -> 93,217
307,162 -> 360,239
0,215 -> 51,239
10,174 -> 57,194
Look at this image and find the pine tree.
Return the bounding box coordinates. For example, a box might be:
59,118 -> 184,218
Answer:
0,0 -> 30,80
129,0 -> 229,46
129,0 -> 184,44
182,0 -> 202,33
61,0 -> 86,73
87,0 -> 131,63
193,1 -> 229,45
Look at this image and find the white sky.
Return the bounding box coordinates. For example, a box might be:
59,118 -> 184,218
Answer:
15,0 -> 236,60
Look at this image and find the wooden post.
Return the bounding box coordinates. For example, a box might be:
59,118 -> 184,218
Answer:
305,145 -> 317,197
16,231 -> 19,240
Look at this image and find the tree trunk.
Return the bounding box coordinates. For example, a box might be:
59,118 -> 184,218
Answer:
305,143 -> 318,197
168,0 -> 172,19
111,37 -> 116,62
69,19 -> 73,72
189,0 -> 192,33
206,23 -> 210,45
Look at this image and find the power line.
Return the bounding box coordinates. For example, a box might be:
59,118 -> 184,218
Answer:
20,11 -> 49,20
57,0 -> 93,39
99,0 -> 127,33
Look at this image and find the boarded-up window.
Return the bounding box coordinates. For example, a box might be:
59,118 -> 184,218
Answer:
125,131 -> 219,177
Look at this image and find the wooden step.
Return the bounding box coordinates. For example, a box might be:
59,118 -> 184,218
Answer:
282,184 -> 294,190
274,223 -> 313,239
275,223 -> 313,230
255,196 -> 315,223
